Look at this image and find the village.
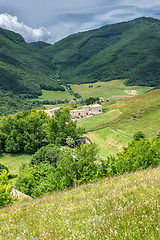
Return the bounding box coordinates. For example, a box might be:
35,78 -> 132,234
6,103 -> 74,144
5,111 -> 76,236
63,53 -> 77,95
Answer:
44,101 -> 103,119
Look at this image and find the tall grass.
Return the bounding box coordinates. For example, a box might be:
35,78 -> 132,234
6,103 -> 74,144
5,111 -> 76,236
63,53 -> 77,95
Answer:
0,166 -> 160,239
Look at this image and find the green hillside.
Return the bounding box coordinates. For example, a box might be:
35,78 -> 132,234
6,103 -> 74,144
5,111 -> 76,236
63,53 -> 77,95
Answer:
0,166 -> 160,239
43,17 -> 160,86
1,17 -> 160,115
77,89 -> 160,158
0,28 -> 65,115
0,28 -> 63,95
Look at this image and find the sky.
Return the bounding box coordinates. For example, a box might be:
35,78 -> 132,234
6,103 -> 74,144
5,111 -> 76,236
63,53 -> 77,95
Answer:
0,0 -> 160,43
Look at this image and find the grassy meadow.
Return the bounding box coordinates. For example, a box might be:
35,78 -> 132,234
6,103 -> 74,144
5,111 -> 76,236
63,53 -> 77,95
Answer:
0,166 -> 160,239
87,127 -> 131,159
38,88 -> 73,101
77,109 -> 122,132
0,154 -> 31,175
71,80 -> 153,100
78,89 -> 160,158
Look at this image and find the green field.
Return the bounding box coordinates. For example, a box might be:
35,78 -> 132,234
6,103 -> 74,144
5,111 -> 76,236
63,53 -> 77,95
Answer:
87,127 -> 131,158
38,88 -> 73,101
78,89 -> 160,158
77,109 -> 122,132
1,166 -> 160,239
71,80 -> 153,100
0,153 -> 31,175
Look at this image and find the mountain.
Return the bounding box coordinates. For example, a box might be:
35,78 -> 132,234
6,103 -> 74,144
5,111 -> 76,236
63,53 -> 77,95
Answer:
0,28 -> 64,96
42,17 -> 160,86
1,17 -> 160,115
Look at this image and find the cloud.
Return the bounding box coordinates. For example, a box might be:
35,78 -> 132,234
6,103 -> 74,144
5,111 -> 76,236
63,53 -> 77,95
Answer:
1,0 -> 160,43
0,13 -> 51,42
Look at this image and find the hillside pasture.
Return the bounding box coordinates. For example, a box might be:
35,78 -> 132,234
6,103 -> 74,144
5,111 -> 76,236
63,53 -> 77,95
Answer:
0,153 -> 31,175
0,166 -> 160,239
87,127 -> 131,158
38,88 -> 73,101
77,109 -> 122,132
70,80 -> 153,100
78,89 -> 160,157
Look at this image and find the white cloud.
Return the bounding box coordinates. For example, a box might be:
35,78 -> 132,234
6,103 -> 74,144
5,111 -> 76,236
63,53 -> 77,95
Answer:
0,13 -> 51,42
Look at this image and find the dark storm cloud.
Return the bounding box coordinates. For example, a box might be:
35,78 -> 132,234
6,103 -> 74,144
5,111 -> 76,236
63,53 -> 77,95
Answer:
0,0 -> 160,43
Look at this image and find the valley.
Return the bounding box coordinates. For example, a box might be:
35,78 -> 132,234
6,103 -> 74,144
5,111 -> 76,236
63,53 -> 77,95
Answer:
0,16 -> 160,239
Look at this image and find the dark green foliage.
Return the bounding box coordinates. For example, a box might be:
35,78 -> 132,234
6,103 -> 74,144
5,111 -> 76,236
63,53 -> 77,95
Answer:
1,17 -> 160,115
133,131 -> 145,140
15,163 -> 56,197
105,138 -> 160,175
86,97 -> 97,105
30,144 -> 63,167
0,109 -> 83,154
43,17 -> 160,87
0,163 -> 9,173
0,27 -> 64,115
46,109 -> 84,145
1,110 -> 48,153
16,143 -> 102,197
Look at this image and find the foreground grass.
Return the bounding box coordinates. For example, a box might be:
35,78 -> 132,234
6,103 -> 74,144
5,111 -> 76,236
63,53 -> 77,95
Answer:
0,166 -> 160,239
0,153 -> 32,175
71,80 -> 153,100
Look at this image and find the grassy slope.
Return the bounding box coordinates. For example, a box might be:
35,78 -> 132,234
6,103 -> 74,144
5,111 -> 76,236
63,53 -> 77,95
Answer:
78,89 -> 160,158
71,79 -> 152,99
0,166 -> 160,239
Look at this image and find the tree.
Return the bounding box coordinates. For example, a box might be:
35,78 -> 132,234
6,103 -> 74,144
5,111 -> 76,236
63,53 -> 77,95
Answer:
133,131 -> 145,141
86,97 -> 97,105
73,143 -> 100,183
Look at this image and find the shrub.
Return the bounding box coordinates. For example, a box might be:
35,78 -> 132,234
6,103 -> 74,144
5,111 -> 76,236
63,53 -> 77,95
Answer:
30,144 -> 63,167
133,131 -> 145,140
16,143 -> 102,197
105,138 -> 160,176
0,163 -> 9,173
0,169 -> 12,207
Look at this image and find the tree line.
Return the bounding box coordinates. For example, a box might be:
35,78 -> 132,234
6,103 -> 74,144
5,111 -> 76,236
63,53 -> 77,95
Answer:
0,109 -> 84,154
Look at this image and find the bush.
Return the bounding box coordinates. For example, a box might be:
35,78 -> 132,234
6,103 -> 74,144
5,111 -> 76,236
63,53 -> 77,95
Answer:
16,143 -> 103,197
133,131 -> 145,141
105,138 -> 160,176
0,163 -> 9,173
0,170 -> 12,207
30,144 -> 63,167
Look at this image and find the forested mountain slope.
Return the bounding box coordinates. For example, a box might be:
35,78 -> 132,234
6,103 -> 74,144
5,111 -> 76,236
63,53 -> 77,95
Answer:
43,17 -> 160,86
0,28 -> 64,97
